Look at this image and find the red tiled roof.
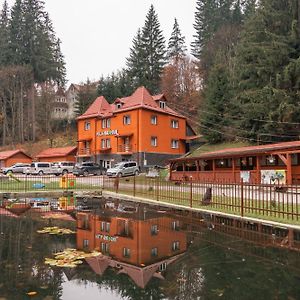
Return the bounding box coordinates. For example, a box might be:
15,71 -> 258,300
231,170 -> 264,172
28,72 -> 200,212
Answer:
77,86 -> 185,120
176,141 -> 300,161
77,96 -> 112,120
0,150 -> 31,160
36,146 -> 77,158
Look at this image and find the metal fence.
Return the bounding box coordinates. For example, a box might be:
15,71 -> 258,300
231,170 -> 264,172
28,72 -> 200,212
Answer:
102,176 -> 300,223
0,174 -> 299,223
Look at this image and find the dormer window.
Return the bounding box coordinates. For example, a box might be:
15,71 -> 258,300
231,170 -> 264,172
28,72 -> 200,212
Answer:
116,103 -> 122,109
159,101 -> 166,109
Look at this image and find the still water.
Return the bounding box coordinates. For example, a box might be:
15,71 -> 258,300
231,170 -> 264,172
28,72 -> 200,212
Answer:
0,197 -> 299,300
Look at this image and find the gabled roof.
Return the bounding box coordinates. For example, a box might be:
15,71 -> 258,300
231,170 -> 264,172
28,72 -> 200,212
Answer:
175,141 -> 300,161
36,146 -> 77,158
56,87 -> 66,97
77,86 -> 185,120
77,96 -> 112,120
0,149 -> 31,160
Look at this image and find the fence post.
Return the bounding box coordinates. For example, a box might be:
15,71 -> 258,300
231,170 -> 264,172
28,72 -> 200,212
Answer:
114,177 -> 119,194
190,180 -> 193,208
133,175 -> 136,197
156,177 -> 159,201
241,178 -> 244,217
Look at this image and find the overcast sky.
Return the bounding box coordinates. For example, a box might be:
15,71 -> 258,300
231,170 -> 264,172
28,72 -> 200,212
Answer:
2,0 -> 197,85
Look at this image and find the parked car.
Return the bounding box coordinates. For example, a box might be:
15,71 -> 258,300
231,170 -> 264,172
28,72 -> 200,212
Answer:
51,161 -> 75,176
106,161 -> 139,177
2,163 -> 31,174
25,162 -> 53,175
73,162 -> 107,176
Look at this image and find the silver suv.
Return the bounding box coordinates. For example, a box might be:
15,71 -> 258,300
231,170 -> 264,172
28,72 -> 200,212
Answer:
25,162 -> 53,175
51,161 -> 75,175
106,161 -> 139,177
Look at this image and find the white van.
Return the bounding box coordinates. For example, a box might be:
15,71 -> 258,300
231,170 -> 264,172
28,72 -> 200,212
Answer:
25,162 -> 53,175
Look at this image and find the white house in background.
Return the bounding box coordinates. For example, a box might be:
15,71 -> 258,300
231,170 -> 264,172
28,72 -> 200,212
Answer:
52,87 -> 68,119
66,83 -> 83,119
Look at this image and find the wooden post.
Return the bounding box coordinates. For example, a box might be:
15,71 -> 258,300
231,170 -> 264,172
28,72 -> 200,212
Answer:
232,158 -> 236,183
256,156 -> 261,184
212,159 -> 216,181
287,154 -> 292,185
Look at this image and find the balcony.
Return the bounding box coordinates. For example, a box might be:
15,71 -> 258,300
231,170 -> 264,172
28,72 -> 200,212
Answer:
77,148 -> 91,156
117,144 -> 132,155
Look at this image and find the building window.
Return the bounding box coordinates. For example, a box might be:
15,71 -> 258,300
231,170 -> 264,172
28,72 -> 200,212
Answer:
101,139 -> 106,149
84,121 -> 91,131
123,115 -> 131,125
151,115 -> 157,125
171,119 -> 179,128
106,138 -> 111,148
106,118 -> 111,128
102,119 -> 107,128
123,247 -> 131,258
151,247 -> 158,257
171,220 -> 180,231
171,139 -> 179,149
159,101 -> 166,109
116,103 -> 122,109
101,139 -> 111,149
151,224 -> 158,235
101,243 -> 110,254
172,241 -> 180,251
83,239 -> 89,248
159,262 -> 167,271
151,136 -> 157,147
101,221 -> 110,232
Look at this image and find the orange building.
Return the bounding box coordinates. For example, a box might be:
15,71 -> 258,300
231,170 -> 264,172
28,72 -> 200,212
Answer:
35,146 -> 77,162
76,203 -> 187,287
0,150 -> 32,168
77,86 -> 197,168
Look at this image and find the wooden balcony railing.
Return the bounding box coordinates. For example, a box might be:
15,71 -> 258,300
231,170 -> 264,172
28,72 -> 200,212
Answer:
118,144 -> 132,153
78,148 -> 91,156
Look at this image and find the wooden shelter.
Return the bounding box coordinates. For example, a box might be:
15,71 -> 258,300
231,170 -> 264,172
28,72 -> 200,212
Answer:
169,141 -> 300,185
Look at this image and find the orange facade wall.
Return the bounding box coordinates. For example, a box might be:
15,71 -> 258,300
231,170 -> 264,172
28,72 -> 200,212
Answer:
77,214 -> 187,265
77,108 -> 187,156
3,153 -> 32,167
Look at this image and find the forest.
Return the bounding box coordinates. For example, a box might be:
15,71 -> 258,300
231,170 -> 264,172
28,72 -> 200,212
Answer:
1,0 -> 300,147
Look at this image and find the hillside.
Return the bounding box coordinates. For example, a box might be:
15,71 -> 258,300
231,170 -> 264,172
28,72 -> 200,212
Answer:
0,131 -> 77,158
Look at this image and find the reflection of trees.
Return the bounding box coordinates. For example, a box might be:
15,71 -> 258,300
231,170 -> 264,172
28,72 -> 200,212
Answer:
0,215 -> 74,299
162,230 -> 300,300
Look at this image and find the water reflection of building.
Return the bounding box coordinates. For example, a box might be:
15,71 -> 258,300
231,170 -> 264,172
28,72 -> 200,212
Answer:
76,202 -> 187,288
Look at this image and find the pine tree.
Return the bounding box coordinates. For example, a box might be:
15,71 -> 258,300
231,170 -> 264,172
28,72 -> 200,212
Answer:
231,0 -> 299,141
0,1 -> 11,66
201,64 -> 232,143
191,0 -> 218,59
167,18 -> 187,61
126,29 -> 147,88
140,4 -> 166,93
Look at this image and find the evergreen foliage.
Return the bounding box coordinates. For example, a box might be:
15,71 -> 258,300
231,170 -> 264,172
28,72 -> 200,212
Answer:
126,5 -> 166,94
167,18 -> 187,61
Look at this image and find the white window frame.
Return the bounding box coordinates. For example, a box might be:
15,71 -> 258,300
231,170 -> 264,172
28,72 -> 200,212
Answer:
106,118 -> 111,128
123,115 -> 131,125
171,119 -> 179,128
151,136 -> 157,147
171,139 -> 179,149
102,119 -> 107,128
123,247 -> 131,258
159,101 -> 166,109
151,115 -> 157,125
84,121 -> 91,131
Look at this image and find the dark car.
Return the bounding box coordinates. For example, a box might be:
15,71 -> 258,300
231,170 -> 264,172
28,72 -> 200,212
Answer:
73,162 -> 106,176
